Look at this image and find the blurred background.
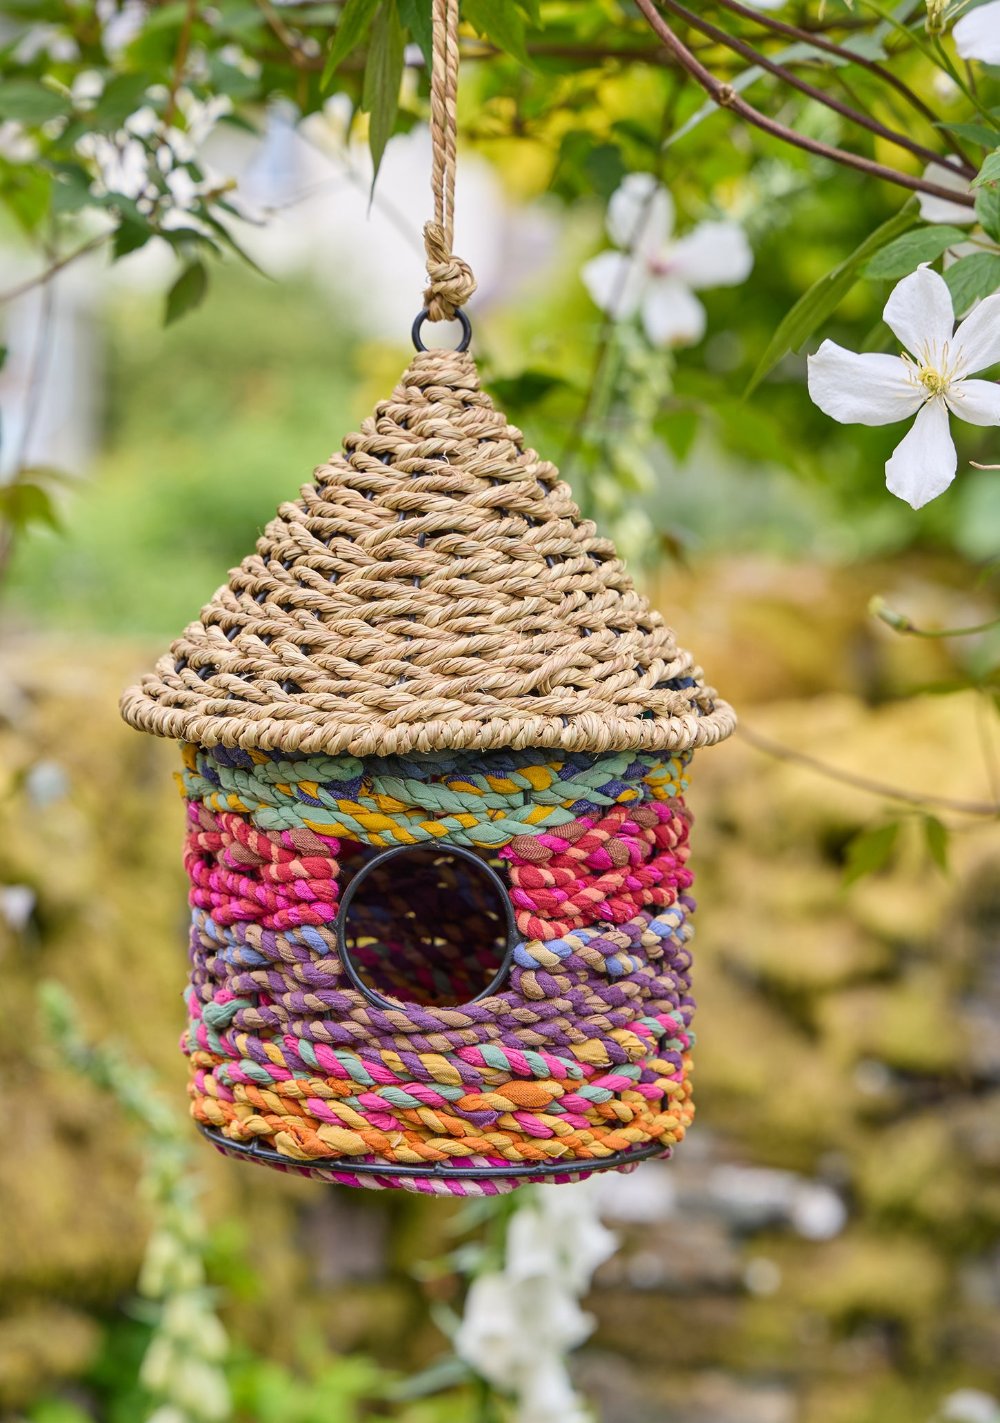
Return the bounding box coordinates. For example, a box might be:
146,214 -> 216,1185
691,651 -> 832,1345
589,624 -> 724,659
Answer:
2,4 -> 1000,1422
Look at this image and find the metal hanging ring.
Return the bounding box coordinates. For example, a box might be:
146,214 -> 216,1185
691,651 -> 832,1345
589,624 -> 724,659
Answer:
411,307 -> 472,353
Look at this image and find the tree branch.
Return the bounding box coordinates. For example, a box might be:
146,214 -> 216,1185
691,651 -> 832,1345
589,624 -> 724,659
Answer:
710,0 -> 977,174
738,723 -> 1000,817
0,233 -> 109,305
632,0 -> 975,209
164,0 -> 199,128
660,0 -> 961,178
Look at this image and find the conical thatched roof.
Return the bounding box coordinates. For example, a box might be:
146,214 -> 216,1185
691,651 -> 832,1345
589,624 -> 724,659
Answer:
121,348 -> 733,758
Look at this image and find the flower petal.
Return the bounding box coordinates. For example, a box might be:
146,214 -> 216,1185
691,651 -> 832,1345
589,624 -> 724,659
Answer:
641,278 -> 706,347
807,341 -> 925,425
666,220 -> 754,290
917,160 -> 976,226
954,0 -> 1000,64
883,266 -> 955,363
885,398 -> 957,509
607,173 -> 674,254
951,293 -> 1000,378
946,377 -> 1000,427
581,249 -> 646,320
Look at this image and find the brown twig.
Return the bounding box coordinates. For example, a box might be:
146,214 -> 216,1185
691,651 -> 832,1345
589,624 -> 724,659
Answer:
659,0 -> 959,177
710,0 -> 977,174
632,0 -> 975,208
738,723 -> 1000,817
255,0 -> 315,69
0,233 -> 109,305
164,0 -> 198,128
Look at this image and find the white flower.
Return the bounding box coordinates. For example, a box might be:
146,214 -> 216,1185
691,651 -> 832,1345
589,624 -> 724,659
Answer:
807,266 -> 1000,508
125,105 -> 161,139
953,0 -> 1000,63
918,159 -> 976,226
75,131 -> 150,199
940,1390 -> 1000,1423
71,70 -> 105,109
14,23 -> 79,62
97,0 -> 146,57
455,1182 -> 618,1423
582,172 -> 754,347
0,121 -> 37,163
506,1184 -> 617,1294
0,885 -> 36,932
176,90 -> 233,147
454,1273 -> 524,1387
518,1354 -> 591,1423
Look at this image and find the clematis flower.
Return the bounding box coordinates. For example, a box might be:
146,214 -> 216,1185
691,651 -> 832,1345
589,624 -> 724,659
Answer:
918,159 -> 976,226
953,1 -> 1000,63
582,172 -> 753,347
807,266 -> 1000,509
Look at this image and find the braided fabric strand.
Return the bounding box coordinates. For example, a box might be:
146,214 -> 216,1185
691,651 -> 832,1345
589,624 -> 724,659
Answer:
182,741 -> 698,1195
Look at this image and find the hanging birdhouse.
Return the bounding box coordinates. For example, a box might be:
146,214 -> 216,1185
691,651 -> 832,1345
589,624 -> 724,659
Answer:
120,0 -> 733,1196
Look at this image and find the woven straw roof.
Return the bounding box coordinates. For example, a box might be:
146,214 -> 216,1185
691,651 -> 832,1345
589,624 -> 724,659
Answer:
121,348 -> 734,757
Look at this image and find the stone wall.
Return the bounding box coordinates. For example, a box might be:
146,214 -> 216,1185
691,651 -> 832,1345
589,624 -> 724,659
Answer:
2,574 -> 998,1421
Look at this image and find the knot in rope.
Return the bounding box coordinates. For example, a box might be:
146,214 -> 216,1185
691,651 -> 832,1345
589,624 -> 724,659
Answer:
422,220 -> 477,322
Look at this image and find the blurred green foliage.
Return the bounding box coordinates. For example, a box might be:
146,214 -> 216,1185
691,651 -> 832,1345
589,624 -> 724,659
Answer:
8,272 -> 363,634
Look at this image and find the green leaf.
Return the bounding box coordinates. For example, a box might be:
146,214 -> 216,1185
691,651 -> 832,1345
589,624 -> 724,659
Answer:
362,1 -> 404,184
863,224 -> 969,279
0,478 -> 61,533
972,150 -> 1000,188
975,184 -> 1000,243
91,72 -> 150,130
164,259 -> 209,324
0,161 -> 53,234
322,0 -> 380,89
50,162 -> 94,215
112,215 -> 153,258
0,81 -> 73,125
923,815 -> 950,873
658,409 -> 699,464
937,121 -> 1000,150
160,224 -> 221,254
25,1399 -> 92,1423
397,0 -> 432,68
943,252 -> 1000,314
513,0 -> 541,22
201,209 -> 271,278
844,822 -> 899,886
487,369 -> 568,407
584,142 -> 626,200
746,200 -> 918,395
463,0 -> 533,68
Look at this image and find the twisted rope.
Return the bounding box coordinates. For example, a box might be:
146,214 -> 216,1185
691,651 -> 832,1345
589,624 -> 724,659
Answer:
422,0 -> 476,321
181,743 -> 699,1193
120,354 -> 734,759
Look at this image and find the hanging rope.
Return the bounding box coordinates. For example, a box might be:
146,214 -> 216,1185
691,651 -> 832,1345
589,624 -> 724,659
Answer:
423,0 -> 477,321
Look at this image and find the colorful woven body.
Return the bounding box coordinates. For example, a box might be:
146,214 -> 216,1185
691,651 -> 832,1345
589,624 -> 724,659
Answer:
181,742 -> 698,1196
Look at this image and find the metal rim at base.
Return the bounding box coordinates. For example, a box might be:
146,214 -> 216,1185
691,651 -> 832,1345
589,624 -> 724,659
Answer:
197,1123 -> 667,1181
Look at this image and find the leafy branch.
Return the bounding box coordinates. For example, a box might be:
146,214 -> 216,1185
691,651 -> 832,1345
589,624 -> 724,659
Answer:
632,0 -> 977,208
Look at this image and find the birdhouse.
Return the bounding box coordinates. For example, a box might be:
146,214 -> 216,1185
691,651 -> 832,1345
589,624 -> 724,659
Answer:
121,343 -> 734,1195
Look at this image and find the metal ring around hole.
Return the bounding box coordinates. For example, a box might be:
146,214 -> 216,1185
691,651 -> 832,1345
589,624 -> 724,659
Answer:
411,307 -> 472,353
335,843 -> 517,1012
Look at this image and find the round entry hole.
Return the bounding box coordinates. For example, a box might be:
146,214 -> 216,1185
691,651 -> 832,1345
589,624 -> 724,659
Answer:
337,844 -> 516,1009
